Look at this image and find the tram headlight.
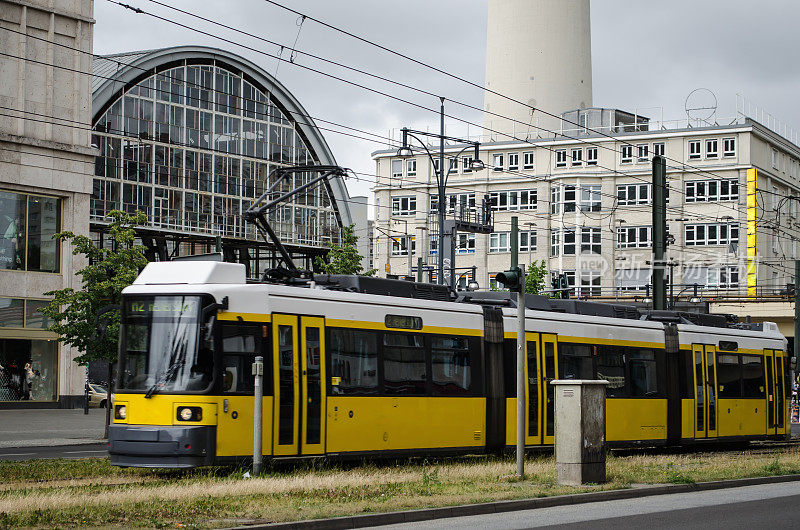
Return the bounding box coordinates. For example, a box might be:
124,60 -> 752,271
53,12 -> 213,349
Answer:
177,406 -> 202,422
115,405 -> 127,420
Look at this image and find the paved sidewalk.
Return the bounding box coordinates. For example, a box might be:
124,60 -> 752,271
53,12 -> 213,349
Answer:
0,408 -> 107,448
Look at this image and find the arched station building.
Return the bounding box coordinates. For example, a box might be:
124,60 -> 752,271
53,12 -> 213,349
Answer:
91,46 -> 360,276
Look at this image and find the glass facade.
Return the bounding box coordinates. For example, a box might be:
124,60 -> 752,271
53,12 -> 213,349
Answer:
91,61 -> 340,259
0,191 -> 61,273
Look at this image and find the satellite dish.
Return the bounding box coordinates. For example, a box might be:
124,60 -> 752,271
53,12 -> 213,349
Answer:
685,88 -> 718,123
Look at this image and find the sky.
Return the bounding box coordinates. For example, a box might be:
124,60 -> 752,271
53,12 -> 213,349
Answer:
93,0 -> 800,209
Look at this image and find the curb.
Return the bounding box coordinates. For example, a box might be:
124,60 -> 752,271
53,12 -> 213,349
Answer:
233,473 -> 800,529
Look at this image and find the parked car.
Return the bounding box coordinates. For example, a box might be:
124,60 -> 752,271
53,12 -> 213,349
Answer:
88,384 -> 109,408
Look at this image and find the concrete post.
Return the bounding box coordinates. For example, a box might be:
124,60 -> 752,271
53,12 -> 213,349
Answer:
552,379 -> 609,485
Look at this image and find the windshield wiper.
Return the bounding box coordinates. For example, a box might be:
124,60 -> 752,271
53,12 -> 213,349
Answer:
144,341 -> 187,398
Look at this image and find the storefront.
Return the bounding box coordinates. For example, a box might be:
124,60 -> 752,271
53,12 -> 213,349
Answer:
0,189 -> 62,405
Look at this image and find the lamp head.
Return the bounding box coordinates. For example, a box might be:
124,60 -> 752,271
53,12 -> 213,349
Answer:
467,280 -> 480,291
396,147 -> 414,158
470,159 -> 486,171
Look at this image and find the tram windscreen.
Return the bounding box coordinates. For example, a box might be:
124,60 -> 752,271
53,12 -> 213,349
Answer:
118,295 -> 214,394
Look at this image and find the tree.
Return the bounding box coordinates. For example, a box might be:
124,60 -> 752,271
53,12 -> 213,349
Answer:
314,224 -> 375,276
524,260 -> 549,294
41,210 -> 147,436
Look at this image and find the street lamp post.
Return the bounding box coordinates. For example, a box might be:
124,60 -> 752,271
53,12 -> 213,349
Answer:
396,98 -> 485,285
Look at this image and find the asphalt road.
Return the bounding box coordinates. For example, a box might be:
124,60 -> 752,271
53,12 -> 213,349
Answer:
0,443 -> 108,461
377,481 -> 800,530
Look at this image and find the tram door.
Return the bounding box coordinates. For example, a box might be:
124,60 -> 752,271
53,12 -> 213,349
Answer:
524,333 -> 559,446
692,344 -> 718,439
766,349 -> 786,436
271,314 -> 327,456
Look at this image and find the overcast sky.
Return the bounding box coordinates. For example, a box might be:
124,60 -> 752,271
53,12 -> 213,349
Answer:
94,0 -> 800,206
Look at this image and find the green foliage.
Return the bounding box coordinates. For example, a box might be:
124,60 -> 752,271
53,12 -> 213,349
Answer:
314,224 -> 375,276
524,260 -> 549,294
40,210 -> 148,364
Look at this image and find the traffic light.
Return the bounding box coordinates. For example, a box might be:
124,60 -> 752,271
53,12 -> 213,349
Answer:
559,273 -> 570,299
497,267 -> 523,293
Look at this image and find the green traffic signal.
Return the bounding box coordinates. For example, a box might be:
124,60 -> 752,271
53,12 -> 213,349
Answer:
497,267 -> 522,292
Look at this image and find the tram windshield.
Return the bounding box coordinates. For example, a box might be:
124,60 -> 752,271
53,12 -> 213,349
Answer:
118,295 -> 215,394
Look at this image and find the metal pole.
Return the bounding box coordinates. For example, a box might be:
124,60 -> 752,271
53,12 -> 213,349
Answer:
512,216 -> 525,478
794,261 -> 800,375
407,235 -> 413,278
252,355 -> 264,476
652,156 -> 667,310
438,97 -> 446,285
417,257 -> 423,283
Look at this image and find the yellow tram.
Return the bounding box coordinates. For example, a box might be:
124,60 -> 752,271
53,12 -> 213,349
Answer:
109,262 -> 790,468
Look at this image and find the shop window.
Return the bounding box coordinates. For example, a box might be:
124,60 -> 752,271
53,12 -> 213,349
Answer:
0,339 -> 58,401
329,328 -> 378,395
382,332 -> 426,395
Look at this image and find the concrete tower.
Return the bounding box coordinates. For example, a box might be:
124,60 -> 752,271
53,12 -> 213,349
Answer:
483,0 -> 593,139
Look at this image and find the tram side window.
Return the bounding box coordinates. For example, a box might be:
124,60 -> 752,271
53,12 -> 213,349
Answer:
430,336 -> 471,396
596,346 -> 626,397
383,332 -> 426,395
559,343 -> 593,380
221,323 -> 267,394
741,355 -> 765,398
329,328 -> 378,395
716,354 -> 742,398
629,349 -> 658,397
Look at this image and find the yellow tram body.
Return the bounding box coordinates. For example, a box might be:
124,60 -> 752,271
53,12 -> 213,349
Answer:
108,262 -> 790,468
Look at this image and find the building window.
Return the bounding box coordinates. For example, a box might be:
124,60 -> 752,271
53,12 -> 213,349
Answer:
705,139 -> 718,159
508,153 -> 519,171
685,223 -> 739,246
493,153 -> 504,171
580,185 -> 601,212
580,227 -> 601,254
685,179 -> 739,202
707,266 -> 739,289
617,183 -> 650,206
432,158 -> 441,174
462,156 -> 472,174
520,230 -> 537,252
551,229 -> 576,256
390,236 -> 415,256
456,233 -> 476,254
489,189 -> 537,211
391,196 -> 416,216
772,149 -> 779,169
448,157 -> 458,174
0,191 -> 61,273
689,140 -> 701,160
406,159 -> 417,176
620,145 -> 633,164
550,185 -> 577,214
723,138 -> 736,157
555,149 -> 568,168
579,271 -> 602,297
637,144 -> 649,163
489,232 -> 510,253
489,274 -> 499,291
571,148 -> 583,167
615,269 -> 650,292
653,142 -> 665,157
617,226 -> 652,248
586,147 -> 598,166
523,151 -> 534,170
431,193 -> 476,215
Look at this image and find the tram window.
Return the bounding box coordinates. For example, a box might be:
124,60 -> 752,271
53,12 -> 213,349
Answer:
596,346 -> 626,398
430,336 -> 471,395
559,343 -> 593,380
329,328 -> 378,395
716,354 -> 742,398
629,349 -> 658,397
503,339 -> 517,397
383,332 -> 426,395
741,355 -> 765,398
221,323 -> 267,395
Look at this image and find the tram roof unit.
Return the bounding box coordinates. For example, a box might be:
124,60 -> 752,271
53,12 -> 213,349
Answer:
127,262 -> 783,342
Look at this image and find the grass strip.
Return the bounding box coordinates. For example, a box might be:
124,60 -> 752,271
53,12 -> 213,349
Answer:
1,447 -> 800,529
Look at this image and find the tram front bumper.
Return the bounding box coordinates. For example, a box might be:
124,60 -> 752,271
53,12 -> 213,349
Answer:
108,424 -> 216,468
